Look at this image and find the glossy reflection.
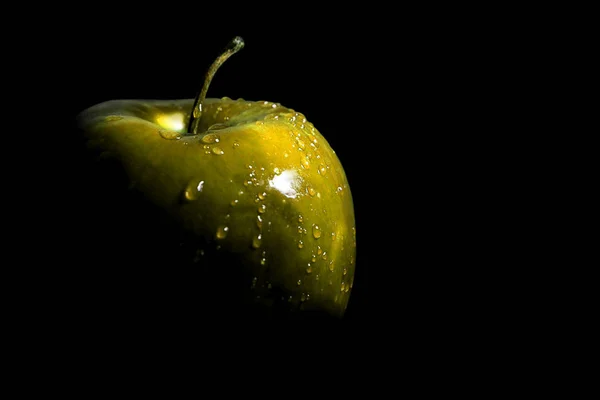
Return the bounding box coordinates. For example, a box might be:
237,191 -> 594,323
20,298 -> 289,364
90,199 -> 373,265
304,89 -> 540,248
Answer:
156,113 -> 185,132
268,169 -> 302,199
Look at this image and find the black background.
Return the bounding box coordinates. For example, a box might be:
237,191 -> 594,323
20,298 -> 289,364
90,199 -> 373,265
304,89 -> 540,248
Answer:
43,6 -> 518,327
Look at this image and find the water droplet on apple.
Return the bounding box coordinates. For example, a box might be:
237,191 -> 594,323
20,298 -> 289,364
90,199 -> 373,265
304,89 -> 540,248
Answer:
211,147 -> 224,155
298,214 -> 303,223
317,246 -> 322,255
258,204 -> 266,214
343,267 -> 347,276
233,140 -> 240,148
341,282 -> 345,292
318,164 -> 327,175
193,248 -> 204,263
260,257 -> 266,266
216,225 -> 229,239
297,240 -> 304,249
252,234 -> 262,249
331,232 -> 336,241
307,186 -> 316,196
230,199 -> 238,206
311,254 -> 317,262
301,157 -> 310,169
221,96 -> 232,101
345,284 -> 350,293
297,279 -> 302,286
306,264 -> 312,273
324,252 -> 329,262
258,192 -> 266,200
312,225 -> 321,239
159,129 -> 181,140
201,133 -> 220,143
183,180 -> 204,201
337,186 -> 343,193
256,215 -> 263,229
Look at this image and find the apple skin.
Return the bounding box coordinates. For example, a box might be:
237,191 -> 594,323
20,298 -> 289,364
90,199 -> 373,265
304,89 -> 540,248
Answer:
76,97 -> 356,319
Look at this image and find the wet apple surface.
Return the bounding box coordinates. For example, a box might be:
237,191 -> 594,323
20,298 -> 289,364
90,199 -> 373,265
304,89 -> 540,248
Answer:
76,37 -> 356,320
77,97 -> 356,319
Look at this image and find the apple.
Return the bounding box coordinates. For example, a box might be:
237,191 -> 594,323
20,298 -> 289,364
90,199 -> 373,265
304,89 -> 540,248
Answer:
76,37 -> 356,320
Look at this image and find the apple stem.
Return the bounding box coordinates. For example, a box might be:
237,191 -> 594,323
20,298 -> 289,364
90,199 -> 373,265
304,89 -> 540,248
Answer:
188,36 -> 245,134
